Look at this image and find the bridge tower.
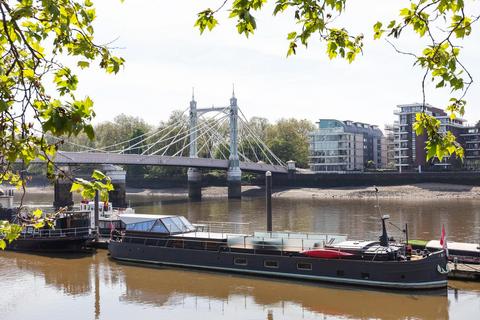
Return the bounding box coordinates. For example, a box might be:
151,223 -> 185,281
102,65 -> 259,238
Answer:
103,164 -> 127,208
53,165 -> 74,209
187,91 -> 202,200
227,89 -> 242,198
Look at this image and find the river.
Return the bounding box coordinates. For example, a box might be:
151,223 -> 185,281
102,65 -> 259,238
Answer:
1,193 -> 480,319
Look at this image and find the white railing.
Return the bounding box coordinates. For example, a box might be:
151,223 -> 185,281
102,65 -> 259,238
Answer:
194,221 -> 251,235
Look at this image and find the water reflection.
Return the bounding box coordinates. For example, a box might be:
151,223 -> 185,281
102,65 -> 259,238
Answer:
0,251 -> 457,320
3,193 -> 480,319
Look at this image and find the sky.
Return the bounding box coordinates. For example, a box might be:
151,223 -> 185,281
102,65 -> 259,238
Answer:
73,0 -> 480,129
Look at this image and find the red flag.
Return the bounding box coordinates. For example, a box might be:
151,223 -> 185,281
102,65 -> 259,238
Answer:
440,224 -> 448,256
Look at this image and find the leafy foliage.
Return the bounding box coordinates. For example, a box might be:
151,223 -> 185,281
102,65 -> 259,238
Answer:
195,0 -> 363,60
265,118 -> 315,167
70,169 -> 114,202
196,0 -> 479,162
372,0 -> 475,161
1,0 -> 123,248
0,0 -> 124,189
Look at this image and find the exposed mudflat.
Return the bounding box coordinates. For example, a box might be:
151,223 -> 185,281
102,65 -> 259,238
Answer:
20,183 -> 480,200
126,183 -> 480,200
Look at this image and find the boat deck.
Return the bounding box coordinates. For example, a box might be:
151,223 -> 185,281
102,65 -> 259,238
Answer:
448,262 -> 480,281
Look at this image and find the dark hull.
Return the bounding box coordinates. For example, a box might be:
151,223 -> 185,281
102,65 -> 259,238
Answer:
109,242 -> 448,289
7,236 -> 93,253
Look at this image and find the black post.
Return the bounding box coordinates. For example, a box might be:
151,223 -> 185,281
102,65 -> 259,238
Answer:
405,223 -> 409,245
266,171 -> 272,232
94,190 -> 99,240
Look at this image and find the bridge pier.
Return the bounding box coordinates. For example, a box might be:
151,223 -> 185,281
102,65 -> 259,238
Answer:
53,166 -> 74,209
287,160 -> 296,186
103,165 -> 127,208
187,168 -> 202,200
227,167 -> 242,199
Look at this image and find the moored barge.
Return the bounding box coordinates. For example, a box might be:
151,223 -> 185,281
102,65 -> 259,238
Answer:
109,214 -> 448,290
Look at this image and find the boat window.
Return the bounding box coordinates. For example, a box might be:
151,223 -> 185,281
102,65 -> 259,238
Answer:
126,220 -> 156,232
264,260 -> 279,268
171,216 -> 190,232
179,216 -> 195,232
150,220 -> 168,233
161,217 -> 183,233
337,270 -> 345,277
234,257 -> 248,266
297,262 -> 312,271
361,272 -> 370,280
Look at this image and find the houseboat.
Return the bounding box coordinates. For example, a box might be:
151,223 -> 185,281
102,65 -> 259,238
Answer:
410,239 -> 480,264
109,214 -> 448,290
79,200 -> 134,236
1,189 -> 94,253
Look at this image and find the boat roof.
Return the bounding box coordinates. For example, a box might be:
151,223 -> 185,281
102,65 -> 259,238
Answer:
426,240 -> 480,252
172,232 -> 245,240
120,213 -> 177,224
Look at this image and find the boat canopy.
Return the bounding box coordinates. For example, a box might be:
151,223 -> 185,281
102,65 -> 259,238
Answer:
121,214 -> 196,234
426,240 -> 480,253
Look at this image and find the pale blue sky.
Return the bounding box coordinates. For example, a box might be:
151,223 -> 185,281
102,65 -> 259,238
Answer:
74,0 -> 480,129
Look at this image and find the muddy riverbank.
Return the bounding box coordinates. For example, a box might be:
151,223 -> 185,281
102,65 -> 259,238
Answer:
21,183 -> 480,200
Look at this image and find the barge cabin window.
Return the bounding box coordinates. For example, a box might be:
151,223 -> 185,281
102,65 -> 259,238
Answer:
297,262 -> 312,271
234,257 -> 248,266
124,215 -> 196,235
264,260 -> 279,268
126,220 -> 156,232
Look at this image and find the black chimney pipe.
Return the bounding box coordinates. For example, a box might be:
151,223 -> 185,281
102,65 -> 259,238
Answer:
379,215 -> 389,247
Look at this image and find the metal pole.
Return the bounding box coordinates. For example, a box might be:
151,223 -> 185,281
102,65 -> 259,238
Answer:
189,90 -> 198,158
94,190 -> 99,240
405,223 -> 409,245
266,171 -> 272,232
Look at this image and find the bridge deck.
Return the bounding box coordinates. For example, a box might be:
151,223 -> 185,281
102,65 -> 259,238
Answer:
32,152 -> 287,174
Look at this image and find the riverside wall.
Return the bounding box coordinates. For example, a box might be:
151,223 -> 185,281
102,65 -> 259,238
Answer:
266,171 -> 480,188
26,171 -> 480,190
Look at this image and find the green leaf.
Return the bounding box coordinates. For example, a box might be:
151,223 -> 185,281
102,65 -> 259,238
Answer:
77,61 -> 90,69
32,209 -> 43,218
91,170 -> 106,180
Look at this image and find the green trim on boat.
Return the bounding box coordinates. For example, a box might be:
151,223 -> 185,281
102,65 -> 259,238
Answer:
408,239 -> 428,247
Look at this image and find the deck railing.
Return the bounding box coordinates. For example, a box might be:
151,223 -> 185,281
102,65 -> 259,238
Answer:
19,226 -> 93,239
195,221 -> 251,234
117,233 -> 345,255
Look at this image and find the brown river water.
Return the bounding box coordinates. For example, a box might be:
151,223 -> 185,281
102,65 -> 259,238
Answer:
1,192 -> 480,319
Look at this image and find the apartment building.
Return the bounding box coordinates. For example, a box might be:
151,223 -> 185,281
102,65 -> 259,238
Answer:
392,103 -> 465,171
309,119 -> 386,172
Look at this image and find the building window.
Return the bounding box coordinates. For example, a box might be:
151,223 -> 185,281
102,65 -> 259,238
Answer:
264,260 -> 279,268
234,257 -> 247,266
297,262 -> 312,271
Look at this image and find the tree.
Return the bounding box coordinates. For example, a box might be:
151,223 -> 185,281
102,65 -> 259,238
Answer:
265,118 -> 315,168
1,0 -> 123,247
196,0 -> 476,162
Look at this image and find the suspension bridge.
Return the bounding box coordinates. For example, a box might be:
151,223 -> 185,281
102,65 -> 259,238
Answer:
39,90 -> 294,207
